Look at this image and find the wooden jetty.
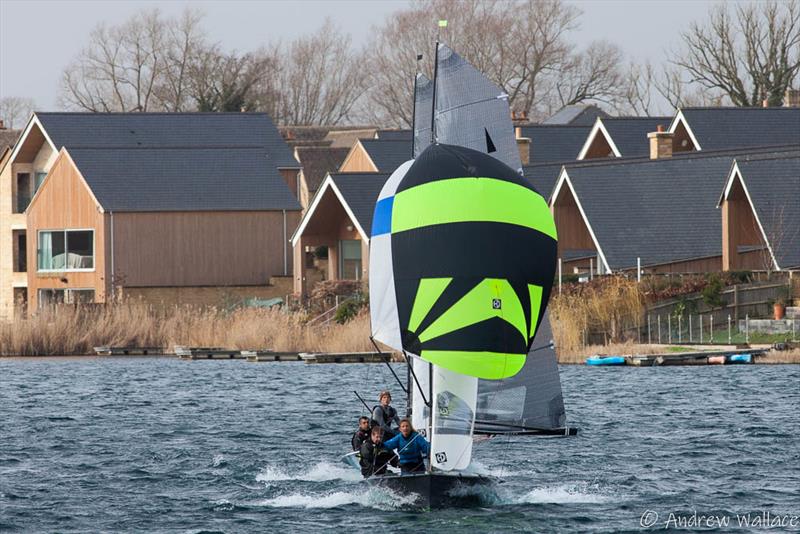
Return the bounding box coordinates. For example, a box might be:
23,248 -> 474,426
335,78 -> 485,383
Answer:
300,352 -> 398,364
243,350 -> 302,362
94,346 -> 165,356
175,346 -> 245,360
625,349 -> 767,367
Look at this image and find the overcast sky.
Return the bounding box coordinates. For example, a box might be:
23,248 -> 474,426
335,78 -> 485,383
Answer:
0,0 -> 719,111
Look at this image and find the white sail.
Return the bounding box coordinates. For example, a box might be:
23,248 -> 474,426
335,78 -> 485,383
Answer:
430,365 -> 478,471
410,356 -> 430,436
368,160 -> 414,352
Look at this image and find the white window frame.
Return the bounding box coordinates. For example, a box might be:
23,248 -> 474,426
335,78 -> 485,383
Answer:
37,228 -> 96,273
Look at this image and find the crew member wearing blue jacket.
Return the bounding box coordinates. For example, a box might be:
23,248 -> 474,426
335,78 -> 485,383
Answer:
382,419 -> 430,474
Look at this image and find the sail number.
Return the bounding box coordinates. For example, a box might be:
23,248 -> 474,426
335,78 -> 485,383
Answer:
435,452 -> 448,464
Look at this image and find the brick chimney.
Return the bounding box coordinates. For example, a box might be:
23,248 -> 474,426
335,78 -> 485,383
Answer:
784,89 -> 800,107
0,119 -> 5,130
647,124 -> 673,159
515,126 -> 531,165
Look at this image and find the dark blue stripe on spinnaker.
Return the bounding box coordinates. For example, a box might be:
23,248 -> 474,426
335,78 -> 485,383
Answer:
371,196 -> 394,236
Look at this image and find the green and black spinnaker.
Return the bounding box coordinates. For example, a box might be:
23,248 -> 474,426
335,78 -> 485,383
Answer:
371,142 -> 557,380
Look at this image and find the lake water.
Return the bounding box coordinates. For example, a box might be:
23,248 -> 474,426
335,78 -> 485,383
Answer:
1,358 -> 798,532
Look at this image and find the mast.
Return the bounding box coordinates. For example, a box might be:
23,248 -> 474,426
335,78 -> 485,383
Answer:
410,54 -> 423,159
430,20 -> 446,144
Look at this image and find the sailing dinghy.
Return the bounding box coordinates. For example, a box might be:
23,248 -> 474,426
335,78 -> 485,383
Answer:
359,40 -> 570,508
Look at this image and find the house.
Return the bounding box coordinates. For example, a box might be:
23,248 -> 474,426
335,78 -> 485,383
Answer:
517,124 -> 593,165
542,104 -> 609,126
339,138 -> 412,173
550,145 -> 798,275
291,172 -> 388,296
293,146 -> 351,210
578,117 -> 672,159
719,150 -> 800,271
669,106 -> 800,153
1,112 -> 301,316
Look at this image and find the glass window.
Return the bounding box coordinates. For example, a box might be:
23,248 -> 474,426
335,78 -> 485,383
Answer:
339,240 -> 362,280
38,230 -> 94,271
34,172 -> 47,191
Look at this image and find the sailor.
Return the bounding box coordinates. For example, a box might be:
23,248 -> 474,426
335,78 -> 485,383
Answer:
351,416 -> 371,451
371,390 -> 400,439
381,419 -> 429,474
359,426 -> 398,478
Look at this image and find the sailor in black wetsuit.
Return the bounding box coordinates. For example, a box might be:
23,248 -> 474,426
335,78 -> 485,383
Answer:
371,390 -> 400,440
359,426 -> 398,478
351,416 -> 371,451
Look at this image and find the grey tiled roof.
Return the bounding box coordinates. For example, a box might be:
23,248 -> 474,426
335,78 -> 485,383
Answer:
375,129 -> 412,141
36,112 -> 299,168
67,147 -> 301,212
601,117 -> 671,157
296,146 -> 350,193
523,161 -> 565,200
733,151 -> 800,269
678,107 -> 800,151
359,139 -> 412,173
328,172 -> 389,234
0,129 -> 21,152
561,146 -> 798,270
543,104 -> 609,126
519,124 -> 592,164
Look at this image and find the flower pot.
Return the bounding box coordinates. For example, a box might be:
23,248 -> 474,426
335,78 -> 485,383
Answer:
773,303 -> 785,320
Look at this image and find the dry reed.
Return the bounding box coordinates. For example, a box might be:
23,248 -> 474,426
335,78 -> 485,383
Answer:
0,302 -> 373,356
549,277 -> 644,359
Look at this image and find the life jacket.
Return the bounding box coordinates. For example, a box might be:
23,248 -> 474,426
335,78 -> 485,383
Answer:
371,404 -> 396,429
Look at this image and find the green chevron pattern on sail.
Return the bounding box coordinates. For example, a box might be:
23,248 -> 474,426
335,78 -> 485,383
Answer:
408,278 -> 452,333
528,284 -> 543,340
420,350 -> 526,380
417,278 -> 527,344
391,177 -> 557,239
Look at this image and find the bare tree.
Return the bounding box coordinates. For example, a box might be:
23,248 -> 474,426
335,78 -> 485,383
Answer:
670,1 -> 800,107
0,97 -> 35,128
156,9 -> 206,111
188,45 -> 276,112
59,9 -> 208,112
551,40 -> 624,110
364,0 -> 597,126
275,20 -> 367,125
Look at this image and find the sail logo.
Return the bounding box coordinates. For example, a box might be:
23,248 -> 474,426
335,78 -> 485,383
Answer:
492,298 -> 502,310
435,452 -> 448,464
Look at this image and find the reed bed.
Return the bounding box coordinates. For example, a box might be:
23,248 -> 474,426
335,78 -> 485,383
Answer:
0,302 -> 373,356
549,276 -> 644,358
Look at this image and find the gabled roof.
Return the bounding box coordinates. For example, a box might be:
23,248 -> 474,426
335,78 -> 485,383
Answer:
720,151 -> 800,269
543,104 -> 609,126
64,147 -> 301,212
359,139 -> 412,173
295,146 -> 351,193
597,117 -> 671,158
291,172 -> 389,245
522,161 -> 565,200
375,129 -> 412,141
518,124 -> 592,164
0,128 -> 21,152
35,112 -> 299,168
670,107 -> 800,151
552,146 -> 798,271
329,173 -> 390,236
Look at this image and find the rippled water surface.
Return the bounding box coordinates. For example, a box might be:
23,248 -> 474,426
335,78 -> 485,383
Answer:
1,358 -> 799,532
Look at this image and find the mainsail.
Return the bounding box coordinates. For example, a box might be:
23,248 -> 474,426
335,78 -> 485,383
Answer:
413,73 -> 433,158
425,43 -> 522,173
475,312 -> 570,435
